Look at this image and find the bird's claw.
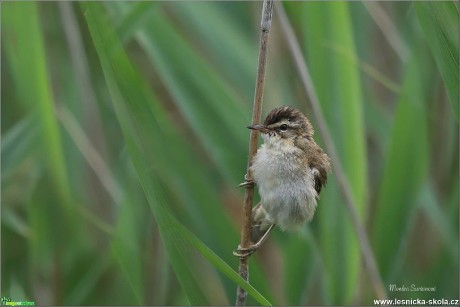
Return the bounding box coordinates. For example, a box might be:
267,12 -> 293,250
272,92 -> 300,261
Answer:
237,174 -> 255,188
233,224 -> 274,259
237,180 -> 254,188
233,244 -> 257,259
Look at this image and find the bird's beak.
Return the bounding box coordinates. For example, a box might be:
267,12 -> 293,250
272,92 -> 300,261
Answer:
247,124 -> 269,133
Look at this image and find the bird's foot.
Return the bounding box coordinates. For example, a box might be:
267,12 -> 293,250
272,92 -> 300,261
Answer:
232,224 -> 275,259
237,174 -> 255,188
233,244 -> 258,259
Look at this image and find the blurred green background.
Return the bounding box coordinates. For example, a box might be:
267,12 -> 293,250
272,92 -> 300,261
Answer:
1,1 -> 458,305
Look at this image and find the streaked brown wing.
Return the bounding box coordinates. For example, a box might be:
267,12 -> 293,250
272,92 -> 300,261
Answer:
295,137 -> 331,195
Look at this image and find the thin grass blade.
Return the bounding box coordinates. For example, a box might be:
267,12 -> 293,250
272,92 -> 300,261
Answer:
372,49 -> 431,280
285,2 -> 367,303
81,3 -> 271,305
415,1 -> 459,119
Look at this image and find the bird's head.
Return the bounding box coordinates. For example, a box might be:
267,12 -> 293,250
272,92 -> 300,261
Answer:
247,106 -> 313,145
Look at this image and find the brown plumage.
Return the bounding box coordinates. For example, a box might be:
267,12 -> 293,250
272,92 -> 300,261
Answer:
264,106 -> 330,194
245,106 -> 331,247
294,137 -> 330,194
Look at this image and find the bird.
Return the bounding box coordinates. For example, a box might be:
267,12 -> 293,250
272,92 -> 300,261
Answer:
234,106 -> 330,258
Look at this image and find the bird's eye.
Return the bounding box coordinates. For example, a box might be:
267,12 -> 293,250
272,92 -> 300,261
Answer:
280,124 -> 288,131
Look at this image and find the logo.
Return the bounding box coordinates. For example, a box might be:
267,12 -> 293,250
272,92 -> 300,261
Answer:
388,284 -> 436,292
1,297 -> 35,306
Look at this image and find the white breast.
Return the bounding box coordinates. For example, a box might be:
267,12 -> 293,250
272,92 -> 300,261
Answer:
251,141 -> 318,231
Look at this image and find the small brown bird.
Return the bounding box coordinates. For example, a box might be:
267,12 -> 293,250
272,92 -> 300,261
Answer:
235,106 -> 330,257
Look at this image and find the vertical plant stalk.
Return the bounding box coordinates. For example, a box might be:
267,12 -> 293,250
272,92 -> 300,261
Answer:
364,1 -> 409,62
275,2 -> 388,300
236,0 -> 274,306
58,2 -> 107,157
